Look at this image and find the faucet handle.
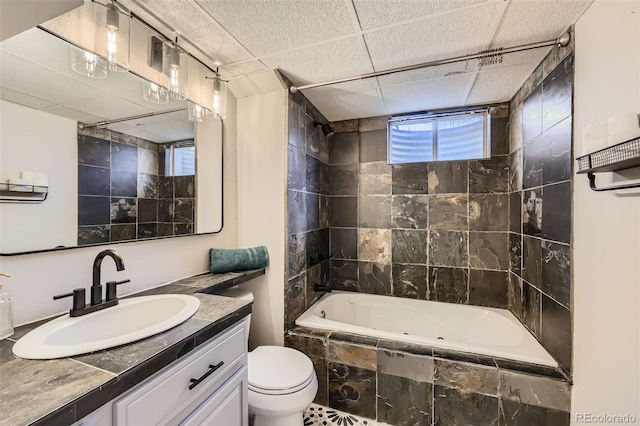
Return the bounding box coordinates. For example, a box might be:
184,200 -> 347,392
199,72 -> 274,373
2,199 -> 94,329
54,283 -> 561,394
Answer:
106,279 -> 130,302
53,288 -> 86,311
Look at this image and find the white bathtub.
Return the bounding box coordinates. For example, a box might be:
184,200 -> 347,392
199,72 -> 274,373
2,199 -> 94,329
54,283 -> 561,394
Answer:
296,291 -> 557,367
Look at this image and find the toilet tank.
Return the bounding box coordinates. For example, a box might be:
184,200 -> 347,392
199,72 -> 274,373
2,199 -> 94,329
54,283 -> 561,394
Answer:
219,288 -> 254,337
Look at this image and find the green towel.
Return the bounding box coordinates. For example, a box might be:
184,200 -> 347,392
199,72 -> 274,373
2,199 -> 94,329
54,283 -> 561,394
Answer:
209,246 -> 269,274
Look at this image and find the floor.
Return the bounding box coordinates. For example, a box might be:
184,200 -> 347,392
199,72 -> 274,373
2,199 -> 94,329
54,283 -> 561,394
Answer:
304,403 -> 387,426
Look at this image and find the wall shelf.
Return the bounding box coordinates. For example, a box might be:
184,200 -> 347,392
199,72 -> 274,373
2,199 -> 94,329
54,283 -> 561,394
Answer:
0,183 -> 49,202
576,136 -> 640,191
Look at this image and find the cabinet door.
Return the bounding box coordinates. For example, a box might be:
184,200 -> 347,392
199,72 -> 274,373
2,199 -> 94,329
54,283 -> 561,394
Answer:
179,366 -> 248,426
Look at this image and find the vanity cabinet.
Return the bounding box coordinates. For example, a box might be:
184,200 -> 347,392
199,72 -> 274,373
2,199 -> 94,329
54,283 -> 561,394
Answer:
73,319 -> 248,426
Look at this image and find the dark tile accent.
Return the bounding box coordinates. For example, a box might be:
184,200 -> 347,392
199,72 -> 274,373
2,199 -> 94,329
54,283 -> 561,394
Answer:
493,358 -> 565,380
359,161 -> 392,195
522,282 -> 541,338
392,195 -> 429,229
523,139 -> 544,189
320,195 -> 329,229
427,161 -> 468,194
392,264 -> 427,299
287,144 -> 306,191
158,199 -> 174,222
330,228 -> 357,259
392,229 -> 428,264
542,182 -> 571,244
329,164 -> 358,196
305,155 -> 320,193
392,163 -> 429,194
434,359 -> 498,396
174,223 -> 193,235
288,190 -> 306,234
500,399 -> 570,426
137,173 -> 157,199
77,226 -> 110,245
542,241 -> 571,308
499,370 -> 571,412
285,332 -> 326,358
158,176 -> 174,198
428,267 -> 468,303
78,196 -> 110,226
377,349 -> 434,382
307,228 -> 329,268
111,132 -> 137,146
330,132 -> 359,165
428,194 -> 468,231
78,165 -> 110,196
110,197 -> 136,224
509,148 -> 522,192
522,236 -> 542,288
157,223 -> 173,237
542,295 -> 572,372
306,121 -> 322,161
358,262 -> 391,295
332,119 -> 359,133
286,273 -> 306,328
542,55 -> 573,132
138,198 -> 158,223
432,349 -> 497,367
377,373 -> 432,425
359,129 -> 387,163
508,273 -> 523,321
469,193 -> 509,232
305,192 -> 320,231
358,195 -> 391,229
510,192 -> 522,233
288,232 -> 306,278
330,259 -> 359,291
540,117 -> 573,185
522,83 -> 543,145
174,175 -> 195,198
310,357 -> 328,405
111,171 -> 138,197
138,146 -> 158,176
174,199 -> 194,224
469,232 -> 509,270
522,189 -> 543,236
110,224 -> 136,242
469,269 -> 508,308
327,341 -> 377,370
509,233 -> 522,277
78,135 -> 110,168
111,142 -> 138,172
469,156 -> 509,193
429,230 -> 468,268
328,362 -> 376,419
433,385 -> 499,426
319,162 -> 330,195
288,101 -> 302,149
306,264 -> 321,308
330,196 -> 357,228
137,223 -> 157,239
491,116 -> 509,155
331,332 -> 380,348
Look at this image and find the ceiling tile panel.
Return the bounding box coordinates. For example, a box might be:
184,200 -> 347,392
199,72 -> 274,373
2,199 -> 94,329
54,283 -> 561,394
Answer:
62,94 -> 152,120
305,89 -> 386,122
113,86 -> 189,112
0,87 -> 55,110
219,60 -> 268,80
364,2 -> 504,72
302,78 -> 379,98
466,64 -> 537,105
195,0 -> 355,56
353,0 -> 490,30
478,46 -> 550,71
377,62 -> 473,87
381,74 -> 473,115
40,105 -> 106,123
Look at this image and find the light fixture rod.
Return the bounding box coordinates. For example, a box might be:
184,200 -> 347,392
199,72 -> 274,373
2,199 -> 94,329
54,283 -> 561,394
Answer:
78,107 -> 187,129
289,32 -> 571,93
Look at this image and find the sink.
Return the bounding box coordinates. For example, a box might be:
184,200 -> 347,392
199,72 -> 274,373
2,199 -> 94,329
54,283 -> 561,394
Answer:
12,294 -> 200,359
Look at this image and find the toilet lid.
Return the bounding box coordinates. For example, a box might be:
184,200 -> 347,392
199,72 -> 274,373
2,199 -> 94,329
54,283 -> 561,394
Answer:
248,346 -> 315,394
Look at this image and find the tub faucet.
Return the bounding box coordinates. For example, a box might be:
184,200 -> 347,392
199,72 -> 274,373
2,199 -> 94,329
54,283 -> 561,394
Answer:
92,249 -> 125,305
314,284 -> 332,293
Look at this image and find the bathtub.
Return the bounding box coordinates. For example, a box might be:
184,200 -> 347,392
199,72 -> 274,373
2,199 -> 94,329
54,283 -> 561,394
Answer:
296,291 -> 557,367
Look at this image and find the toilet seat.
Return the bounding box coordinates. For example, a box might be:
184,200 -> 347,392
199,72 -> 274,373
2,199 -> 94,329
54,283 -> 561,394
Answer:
248,346 -> 315,395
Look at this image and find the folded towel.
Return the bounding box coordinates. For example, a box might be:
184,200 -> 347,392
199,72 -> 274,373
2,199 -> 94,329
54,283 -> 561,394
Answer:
608,112 -> 639,134
210,246 -> 269,274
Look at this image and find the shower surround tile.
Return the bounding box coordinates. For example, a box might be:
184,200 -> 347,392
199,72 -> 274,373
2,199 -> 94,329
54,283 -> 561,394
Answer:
392,264 -> 427,299
359,162 -> 391,195
433,385 -> 499,426
428,267 -> 468,303
330,260 -> 359,291
469,270 -> 508,308
330,228 -> 357,260
469,193 -> 509,232
78,135 -> 110,168
469,156 -> 509,193
392,163 -> 429,194
358,195 -> 391,229
358,262 -> 391,295
330,196 -> 357,227
427,161 -> 468,194
469,232 -> 509,270
328,363 -> 376,419
358,229 -> 391,264
391,229 -> 428,264
330,132 -> 359,165
392,195 -> 429,229
541,241 -> 571,308
429,230 -> 468,268
330,165 -> 358,196
428,194 -> 468,231
359,129 -> 387,163
377,373 -> 432,425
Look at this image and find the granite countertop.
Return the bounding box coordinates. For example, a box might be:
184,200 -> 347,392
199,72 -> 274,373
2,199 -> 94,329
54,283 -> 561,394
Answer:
0,269 -> 265,426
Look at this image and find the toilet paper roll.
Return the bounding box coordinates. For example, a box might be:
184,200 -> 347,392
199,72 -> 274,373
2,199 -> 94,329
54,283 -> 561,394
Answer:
608,112 -> 640,134
8,178 -> 28,192
583,121 -> 608,140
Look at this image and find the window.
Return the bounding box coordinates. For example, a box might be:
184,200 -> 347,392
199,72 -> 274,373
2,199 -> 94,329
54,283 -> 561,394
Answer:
388,110 -> 489,164
165,141 -> 195,176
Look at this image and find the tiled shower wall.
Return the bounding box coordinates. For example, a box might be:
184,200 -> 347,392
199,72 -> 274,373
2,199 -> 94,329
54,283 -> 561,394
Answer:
508,42 -> 574,374
327,108 -> 512,309
77,128 -> 195,246
286,92 -> 331,329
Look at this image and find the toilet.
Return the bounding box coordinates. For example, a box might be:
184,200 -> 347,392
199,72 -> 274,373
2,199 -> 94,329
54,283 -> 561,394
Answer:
220,288 -> 318,426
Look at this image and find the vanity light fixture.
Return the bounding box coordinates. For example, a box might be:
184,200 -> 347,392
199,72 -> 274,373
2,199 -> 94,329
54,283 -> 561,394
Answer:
162,39 -> 188,100
71,47 -> 108,79
142,81 -> 169,104
187,101 -> 211,122
206,70 -> 227,119
97,0 -> 130,72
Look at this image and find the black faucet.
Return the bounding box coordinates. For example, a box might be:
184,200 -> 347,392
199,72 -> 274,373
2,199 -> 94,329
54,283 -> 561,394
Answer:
314,284 -> 332,293
92,249 -> 125,305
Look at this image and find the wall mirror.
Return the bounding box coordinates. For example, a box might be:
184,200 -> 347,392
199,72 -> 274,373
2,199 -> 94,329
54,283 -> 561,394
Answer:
0,27 -> 223,255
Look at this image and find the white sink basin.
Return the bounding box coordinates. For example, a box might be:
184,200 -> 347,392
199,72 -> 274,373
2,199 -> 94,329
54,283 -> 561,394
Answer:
12,294 -> 200,359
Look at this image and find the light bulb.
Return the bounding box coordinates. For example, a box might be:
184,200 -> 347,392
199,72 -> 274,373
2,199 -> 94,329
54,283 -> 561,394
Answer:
105,2 -> 127,72
143,81 -> 169,104
188,101 -> 210,122
71,48 -> 107,79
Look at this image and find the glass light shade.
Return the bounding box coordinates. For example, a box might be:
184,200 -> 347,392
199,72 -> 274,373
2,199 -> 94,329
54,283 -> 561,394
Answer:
188,101 -> 210,122
71,48 -> 107,79
211,76 -> 227,119
142,81 -> 169,104
94,1 -> 130,72
162,41 -> 188,100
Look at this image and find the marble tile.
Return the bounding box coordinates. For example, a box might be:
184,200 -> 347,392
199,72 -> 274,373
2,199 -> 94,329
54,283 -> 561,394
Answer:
392,163 -> 429,194
110,224 -> 136,241
138,147 -> 159,176
542,55 -> 573,132
432,349 -> 496,368
310,359 -> 328,405
522,84 -> 543,145
499,399 -> 570,426
508,273 -> 523,321
434,359 -> 498,396
377,373 -> 432,425
288,101 -> 302,148
174,175 -> 195,198
158,199 -> 174,222
78,165 -> 110,196
433,385 -> 499,426
392,229 -> 428,264
542,182 -> 571,244
285,332 -> 326,359
330,228 -> 357,259
427,161 -> 468,194
542,295 -> 572,372
522,236 -> 542,288
332,119 -> 359,134
509,101 -> 523,154
306,121 -> 322,161
157,223 -> 174,237
319,134 -> 330,165
328,362 -> 376,419
330,259 -> 359,291
306,154 -> 321,193
392,264 -> 427,299
135,137 -> 156,152
174,223 -> 194,235
491,116 -> 509,155
522,282 -> 541,338
523,139 -> 544,189
358,228 -> 391,264
469,156 -> 509,193
78,195 -> 110,226
158,175 -> 174,198
428,267 -> 468,303
358,262 -> 391,295
540,117 -> 573,185
522,189 -> 543,237
329,164 -> 358,196
330,132 -> 359,165
493,358 -> 565,380
288,190 -> 306,234
499,371 -> 571,411
77,225 -> 110,245
469,232 -> 509,270
542,241 -> 571,308
111,170 -> 138,197
428,194 -> 468,231
138,198 -> 158,223
509,148 -> 523,192
359,195 -> 391,229
305,264 -> 322,308
469,269 -> 508,308
319,162 -> 330,195
111,142 -> 138,172
359,162 -> 392,195
137,173 -> 157,199
509,233 -> 522,277
320,195 -> 329,229
392,195 -> 429,229
174,198 -> 194,223
469,193 -> 509,232
331,332 -> 380,348
306,192 -> 320,231
137,223 -> 157,239
287,144 -> 306,191
359,129 -> 387,163
111,132 -> 137,146
307,228 -> 329,268
509,191 -> 522,233
327,341 -> 377,370
360,116 -> 389,132
288,232 -> 307,278
377,350 -> 434,382
428,230 -> 468,268
78,135 -> 110,168
110,197 -> 136,224
286,272 -> 306,328
330,196 -> 357,227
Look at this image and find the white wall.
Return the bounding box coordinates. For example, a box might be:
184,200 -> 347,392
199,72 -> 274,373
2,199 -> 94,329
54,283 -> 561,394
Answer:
572,0 -> 640,422
0,100 -> 77,252
0,93 -> 239,326
236,86 -> 287,349
196,117 -> 223,233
